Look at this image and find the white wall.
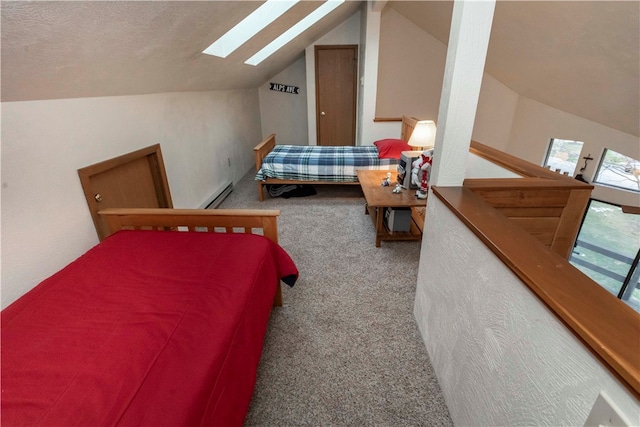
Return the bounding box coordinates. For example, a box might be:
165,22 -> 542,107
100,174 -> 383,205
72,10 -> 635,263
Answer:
375,7 -> 639,207
359,3 -> 410,145
509,97 -> 640,207
376,7 -> 446,122
1,89 -> 262,308
375,8 -> 519,151
259,56 -> 308,145
414,195 -> 640,426
473,73 -> 519,152
465,152 -> 522,179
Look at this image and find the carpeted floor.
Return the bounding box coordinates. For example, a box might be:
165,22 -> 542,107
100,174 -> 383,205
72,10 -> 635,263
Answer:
218,171 -> 452,426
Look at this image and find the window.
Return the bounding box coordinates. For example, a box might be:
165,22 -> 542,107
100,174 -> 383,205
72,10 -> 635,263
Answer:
202,1 -> 299,58
543,138 -> 584,176
570,199 -> 640,312
594,148 -> 640,193
202,0 -> 345,66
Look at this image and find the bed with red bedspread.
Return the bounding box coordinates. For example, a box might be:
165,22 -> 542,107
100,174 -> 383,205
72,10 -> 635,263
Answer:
1,210 -> 298,426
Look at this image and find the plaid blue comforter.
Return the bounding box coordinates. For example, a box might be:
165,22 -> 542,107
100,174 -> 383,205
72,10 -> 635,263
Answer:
255,145 -> 398,182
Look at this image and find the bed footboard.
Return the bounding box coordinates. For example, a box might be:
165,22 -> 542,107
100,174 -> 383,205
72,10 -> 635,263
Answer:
99,207 -> 283,305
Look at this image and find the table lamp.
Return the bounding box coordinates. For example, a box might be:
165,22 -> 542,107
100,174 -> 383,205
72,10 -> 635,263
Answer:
408,120 -> 437,151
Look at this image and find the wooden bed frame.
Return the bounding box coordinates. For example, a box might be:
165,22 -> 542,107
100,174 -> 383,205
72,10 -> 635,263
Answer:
253,116 -> 420,201
3,203 -> 296,426
99,207 -> 284,306
78,145 -> 288,306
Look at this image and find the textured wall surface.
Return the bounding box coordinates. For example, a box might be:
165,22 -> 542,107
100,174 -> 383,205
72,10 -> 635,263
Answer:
508,97 -> 640,208
1,90 -> 261,308
259,57 -> 308,146
465,153 -> 522,179
414,196 -> 640,426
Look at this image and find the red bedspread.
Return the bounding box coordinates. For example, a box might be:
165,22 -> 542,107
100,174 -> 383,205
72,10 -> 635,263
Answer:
1,230 -> 298,426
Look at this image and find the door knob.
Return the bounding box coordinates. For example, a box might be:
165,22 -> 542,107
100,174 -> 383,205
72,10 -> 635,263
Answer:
320,111 -> 326,116
94,193 -> 103,202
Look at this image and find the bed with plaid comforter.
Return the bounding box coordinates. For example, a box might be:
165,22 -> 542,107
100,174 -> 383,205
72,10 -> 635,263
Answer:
255,145 -> 398,182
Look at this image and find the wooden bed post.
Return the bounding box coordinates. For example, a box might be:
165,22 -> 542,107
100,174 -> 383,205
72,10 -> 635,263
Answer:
254,134 -> 277,202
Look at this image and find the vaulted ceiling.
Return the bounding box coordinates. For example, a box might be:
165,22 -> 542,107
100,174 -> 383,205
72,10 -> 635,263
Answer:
2,1 -> 638,137
388,1 -> 639,138
0,1 -> 362,100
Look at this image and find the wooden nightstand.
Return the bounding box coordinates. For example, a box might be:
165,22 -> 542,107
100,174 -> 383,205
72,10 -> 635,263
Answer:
356,169 -> 427,247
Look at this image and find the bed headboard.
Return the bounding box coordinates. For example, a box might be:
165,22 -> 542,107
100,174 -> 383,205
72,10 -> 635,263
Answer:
78,144 -> 173,241
401,116 -> 420,142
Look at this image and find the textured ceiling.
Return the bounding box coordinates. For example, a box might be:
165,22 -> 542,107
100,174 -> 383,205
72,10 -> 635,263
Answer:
1,0 -> 638,138
388,1 -> 640,137
0,1 -> 362,101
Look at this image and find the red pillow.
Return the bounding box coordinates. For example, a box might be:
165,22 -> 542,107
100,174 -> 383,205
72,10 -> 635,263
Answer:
374,138 -> 411,159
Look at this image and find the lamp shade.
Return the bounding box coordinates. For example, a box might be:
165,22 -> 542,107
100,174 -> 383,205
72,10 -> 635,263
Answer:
408,120 -> 437,150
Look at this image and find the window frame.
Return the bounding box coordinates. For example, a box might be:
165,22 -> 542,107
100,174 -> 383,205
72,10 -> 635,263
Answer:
543,137 -> 584,176
593,148 -> 640,193
570,197 -> 640,311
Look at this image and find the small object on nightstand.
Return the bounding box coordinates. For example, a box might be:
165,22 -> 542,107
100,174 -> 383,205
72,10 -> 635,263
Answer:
381,172 -> 391,187
416,190 -> 428,199
392,184 -> 402,194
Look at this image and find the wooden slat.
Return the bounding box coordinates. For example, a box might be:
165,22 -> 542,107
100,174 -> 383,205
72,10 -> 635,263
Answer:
497,206 -> 564,218
508,217 -> 559,246
99,208 -> 283,307
401,116 -> 419,141
253,134 -> 278,202
464,177 -> 591,190
433,186 -> 640,400
99,208 -> 280,244
253,134 -> 276,172
551,189 -> 593,259
373,117 -> 403,122
471,188 -> 571,208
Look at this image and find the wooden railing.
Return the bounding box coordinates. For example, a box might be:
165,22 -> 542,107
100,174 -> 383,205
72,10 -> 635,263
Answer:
465,141 -> 593,259
433,186 -> 640,400
430,142 -> 639,399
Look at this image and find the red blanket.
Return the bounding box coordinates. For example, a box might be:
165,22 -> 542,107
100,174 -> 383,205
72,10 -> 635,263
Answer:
2,230 -> 298,426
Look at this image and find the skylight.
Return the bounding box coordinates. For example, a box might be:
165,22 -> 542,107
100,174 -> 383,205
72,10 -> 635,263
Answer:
202,0 -> 299,58
245,0 -> 345,66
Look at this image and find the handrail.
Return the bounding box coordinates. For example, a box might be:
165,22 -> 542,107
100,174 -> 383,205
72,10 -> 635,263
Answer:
464,141 -> 593,260
373,117 -> 403,122
470,140 -> 582,182
432,186 -> 640,400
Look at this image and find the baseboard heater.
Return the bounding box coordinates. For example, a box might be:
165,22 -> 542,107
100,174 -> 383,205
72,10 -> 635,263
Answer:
201,181 -> 233,209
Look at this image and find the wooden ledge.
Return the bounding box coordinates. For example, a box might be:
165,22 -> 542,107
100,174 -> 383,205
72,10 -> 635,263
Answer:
373,117 -> 403,122
432,186 -> 640,399
464,177 -> 594,191
470,140 -> 592,184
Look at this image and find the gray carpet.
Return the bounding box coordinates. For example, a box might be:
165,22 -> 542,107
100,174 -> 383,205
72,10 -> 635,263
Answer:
218,172 -> 452,426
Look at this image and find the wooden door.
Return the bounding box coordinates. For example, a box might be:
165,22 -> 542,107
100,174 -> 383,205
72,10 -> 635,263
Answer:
315,45 -> 358,146
78,144 -> 173,240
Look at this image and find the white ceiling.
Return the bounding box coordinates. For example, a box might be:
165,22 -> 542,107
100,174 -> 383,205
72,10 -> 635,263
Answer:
0,1 -> 362,100
1,1 -> 638,137
388,1 -> 639,138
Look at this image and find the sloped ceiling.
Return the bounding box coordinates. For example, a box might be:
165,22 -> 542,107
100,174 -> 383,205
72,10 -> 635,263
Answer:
1,1 -> 639,138
0,1 -> 362,101
388,1 -> 640,137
